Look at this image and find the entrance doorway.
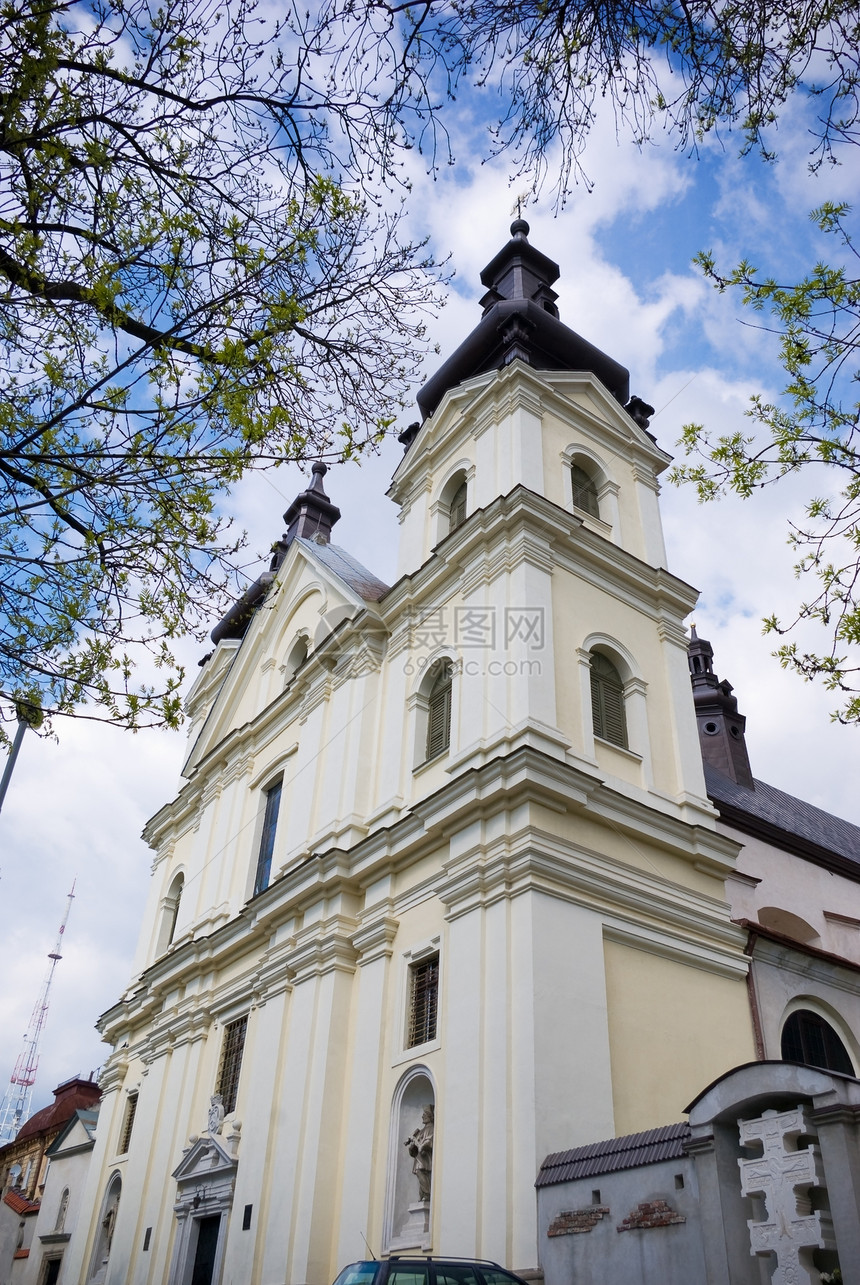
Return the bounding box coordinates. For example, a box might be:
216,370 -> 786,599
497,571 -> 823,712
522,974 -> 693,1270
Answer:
190,1216 -> 221,1285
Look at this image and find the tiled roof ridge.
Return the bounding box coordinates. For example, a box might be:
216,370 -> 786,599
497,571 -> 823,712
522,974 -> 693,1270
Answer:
537,1122 -> 690,1187
4,1189 -> 40,1215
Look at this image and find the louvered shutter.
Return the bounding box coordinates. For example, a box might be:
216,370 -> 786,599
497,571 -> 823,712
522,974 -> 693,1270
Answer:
571,465 -> 599,518
590,653 -> 627,749
449,481 -> 467,532
426,664 -> 452,759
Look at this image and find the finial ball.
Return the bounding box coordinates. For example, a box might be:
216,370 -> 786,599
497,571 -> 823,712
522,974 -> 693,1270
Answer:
510,217 -> 530,238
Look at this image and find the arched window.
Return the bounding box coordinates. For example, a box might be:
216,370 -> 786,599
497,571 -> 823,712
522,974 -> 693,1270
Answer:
571,464 -> 599,519
156,871 -> 185,955
781,1009 -> 854,1075
590,652 -> 627,748
449,480 -> 467,533
284,635 -> 309,685
166,873 -> 184,947
425,661 -> 453,760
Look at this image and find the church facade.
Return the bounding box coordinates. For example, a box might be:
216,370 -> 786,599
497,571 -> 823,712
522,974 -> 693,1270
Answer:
62,221 -> 854,1285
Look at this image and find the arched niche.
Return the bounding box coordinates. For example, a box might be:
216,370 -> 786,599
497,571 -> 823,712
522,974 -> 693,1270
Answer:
156,870 -> 185,955
757,906 -> 820,945
87,1171 -> 122,1285
383,1067 -> 436,1252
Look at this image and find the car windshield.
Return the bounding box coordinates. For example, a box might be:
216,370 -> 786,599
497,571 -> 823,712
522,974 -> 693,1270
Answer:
332,1264 -> 379,1285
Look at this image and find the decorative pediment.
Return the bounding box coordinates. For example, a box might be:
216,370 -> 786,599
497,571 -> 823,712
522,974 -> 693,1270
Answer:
172,1132 -> 238,1187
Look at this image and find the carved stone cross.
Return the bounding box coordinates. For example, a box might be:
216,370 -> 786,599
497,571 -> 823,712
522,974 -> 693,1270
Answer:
738,1106 -> 834,1285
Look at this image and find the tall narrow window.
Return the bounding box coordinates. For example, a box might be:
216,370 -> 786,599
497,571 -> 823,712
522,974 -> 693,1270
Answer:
407,956 -> 439,1047
425,662 -> 453,761
781,1010 -> 854,1075
590,652 -> 627,748
449,481 -> 468,533
216,1016 -> 248,1114
166,873 -> 184,947
253,780 -> 282,896
571,464 -> 599,518
118,1094 -> 138,1156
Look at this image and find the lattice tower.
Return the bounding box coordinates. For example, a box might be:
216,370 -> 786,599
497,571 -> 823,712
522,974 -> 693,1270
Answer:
0,883 -> 76,1143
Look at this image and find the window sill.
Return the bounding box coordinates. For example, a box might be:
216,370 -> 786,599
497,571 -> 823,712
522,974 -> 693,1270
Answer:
392,1037 -> 441,1068
573,506 -> 613,538
593,736 -> 642,763
413,750 -> 449,776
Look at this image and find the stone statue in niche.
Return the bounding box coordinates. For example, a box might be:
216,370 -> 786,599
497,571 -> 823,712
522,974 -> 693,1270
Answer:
404,1104 -> 434,1202
207,1094 -> 225,1135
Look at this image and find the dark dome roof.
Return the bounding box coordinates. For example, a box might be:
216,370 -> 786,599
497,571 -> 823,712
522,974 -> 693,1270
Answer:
15,1077 -> 101,1143
416,220 -> 630,420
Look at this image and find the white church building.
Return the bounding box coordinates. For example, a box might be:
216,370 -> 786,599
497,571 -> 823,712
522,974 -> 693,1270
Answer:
58,221 -> 860,1285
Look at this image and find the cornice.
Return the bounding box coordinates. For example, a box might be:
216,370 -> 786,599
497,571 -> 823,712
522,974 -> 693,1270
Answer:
436,827 -> 746,968
284,913 -> 360,984
107,749 -> 739,1041
351,912 -> 400,965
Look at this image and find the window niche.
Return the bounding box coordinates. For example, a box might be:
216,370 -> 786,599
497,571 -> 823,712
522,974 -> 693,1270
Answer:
410,659 -> 455,769
577,641 -> 651,784
562,448 -> 619,532
431,464 -> 474,545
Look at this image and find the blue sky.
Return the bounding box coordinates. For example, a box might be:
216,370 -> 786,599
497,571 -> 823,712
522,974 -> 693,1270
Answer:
2,36 -> 859,1118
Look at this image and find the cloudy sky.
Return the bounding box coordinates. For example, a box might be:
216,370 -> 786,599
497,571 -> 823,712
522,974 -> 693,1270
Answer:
2,45 -> 859,1119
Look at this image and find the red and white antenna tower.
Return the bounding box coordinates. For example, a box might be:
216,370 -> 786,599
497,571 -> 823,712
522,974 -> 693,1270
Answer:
0,882 -> 76,1143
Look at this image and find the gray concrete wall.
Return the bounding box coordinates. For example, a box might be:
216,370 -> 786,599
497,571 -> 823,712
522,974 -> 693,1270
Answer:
537,1156 -> 706,1285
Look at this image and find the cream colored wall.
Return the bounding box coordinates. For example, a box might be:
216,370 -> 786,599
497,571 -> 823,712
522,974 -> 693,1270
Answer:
389,366 -> 671,579
76,354 -> 764,1285
603,938 -> 756,1134
723,825 -> 860,961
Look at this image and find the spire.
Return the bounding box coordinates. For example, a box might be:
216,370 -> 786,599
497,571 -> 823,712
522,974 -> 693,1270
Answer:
416,219 -> 631,421
283,461 -> 341,545
210,463 -> 341,646
687,628 -> 754,789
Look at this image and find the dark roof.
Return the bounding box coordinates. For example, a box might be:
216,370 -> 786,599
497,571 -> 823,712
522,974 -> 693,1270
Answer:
300,540 -> 390,602
12,1078 -> 100,1144
536,1122 -> 691,1187
705,764 -> 860,874
417,220 -> 630,421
